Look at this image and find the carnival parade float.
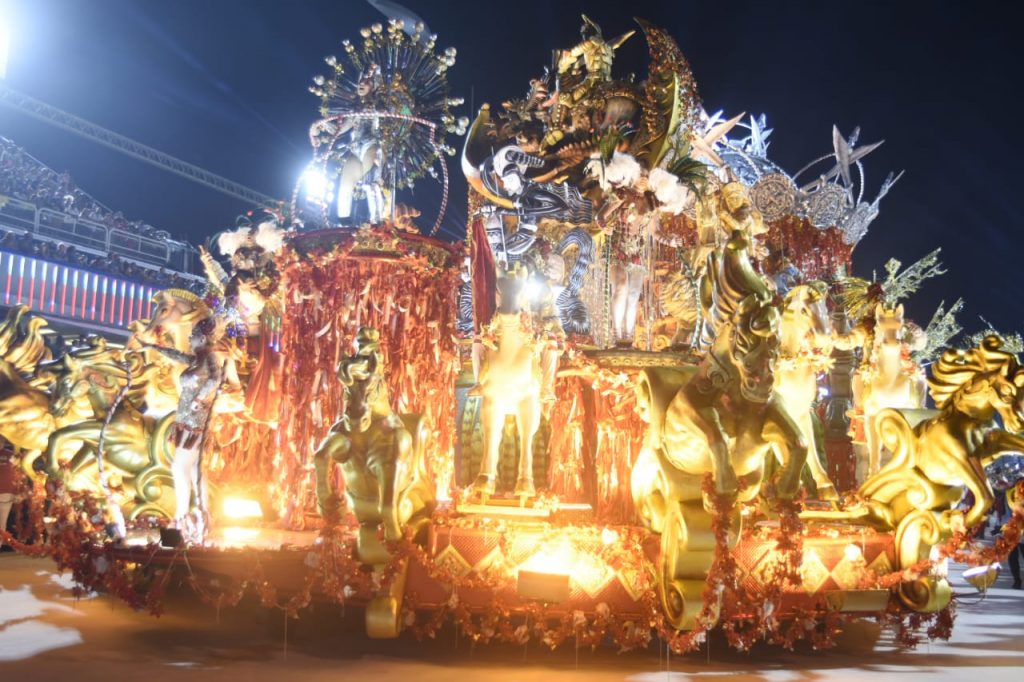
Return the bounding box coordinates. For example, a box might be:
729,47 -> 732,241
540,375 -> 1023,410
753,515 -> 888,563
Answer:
3,16 -> 1024,654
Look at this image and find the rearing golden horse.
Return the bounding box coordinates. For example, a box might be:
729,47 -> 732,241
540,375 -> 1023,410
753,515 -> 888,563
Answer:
128,288 -> 212,416
855,303 -> 927,479
0,306 -> 64,470
855,335 -> 1024,613
633,230 -> 808,630
45,340 -> 177,518
128,288 -> 247,424
653,231 -> 807,502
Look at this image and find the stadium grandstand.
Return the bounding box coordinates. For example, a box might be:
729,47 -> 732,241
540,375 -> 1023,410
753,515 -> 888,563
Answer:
0,136 -> 204,341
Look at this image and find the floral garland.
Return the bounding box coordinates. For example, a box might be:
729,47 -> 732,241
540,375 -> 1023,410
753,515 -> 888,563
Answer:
856,344 -> 921,390
776,347 -> 835,374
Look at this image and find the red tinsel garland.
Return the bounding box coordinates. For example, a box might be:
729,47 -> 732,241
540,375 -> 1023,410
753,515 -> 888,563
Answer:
9,476 -> 1010,655
13,404 -> 1022,656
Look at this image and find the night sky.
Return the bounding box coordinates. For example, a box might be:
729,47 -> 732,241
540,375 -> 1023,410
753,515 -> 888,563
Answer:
1,0 -> 1021,338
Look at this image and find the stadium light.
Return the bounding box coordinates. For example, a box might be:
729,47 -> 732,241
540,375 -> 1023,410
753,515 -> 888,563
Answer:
302,166 -> 329,203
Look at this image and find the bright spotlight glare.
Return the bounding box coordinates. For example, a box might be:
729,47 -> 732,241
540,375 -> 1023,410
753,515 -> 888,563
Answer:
302,167 -> 329,202
223,496 -> 263,521
523,277 -> 544,303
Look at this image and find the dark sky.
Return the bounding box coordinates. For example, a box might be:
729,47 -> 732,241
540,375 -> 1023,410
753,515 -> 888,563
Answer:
2,0 -> 1022,337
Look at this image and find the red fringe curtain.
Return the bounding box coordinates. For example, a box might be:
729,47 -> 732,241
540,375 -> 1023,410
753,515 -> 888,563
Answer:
273,238 -> 461,527
547,355 -> 644,524
765,216 -> 854,280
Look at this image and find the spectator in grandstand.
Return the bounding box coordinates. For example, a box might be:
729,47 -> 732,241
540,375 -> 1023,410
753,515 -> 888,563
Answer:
0,137 -> 181,248
0,441 -> 23,545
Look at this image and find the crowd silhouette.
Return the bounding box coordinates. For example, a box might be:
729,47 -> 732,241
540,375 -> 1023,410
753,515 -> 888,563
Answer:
0,137 -> 202,292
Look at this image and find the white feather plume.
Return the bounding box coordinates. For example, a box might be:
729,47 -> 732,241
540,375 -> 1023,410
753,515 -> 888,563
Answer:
217,227 -> 252,257
648,168 -> 693,215
253,221 -> 286,254
586,152 -> 643,190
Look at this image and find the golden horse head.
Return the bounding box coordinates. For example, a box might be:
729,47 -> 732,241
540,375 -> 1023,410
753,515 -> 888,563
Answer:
782,281 -> 830,336
138,288 -> 212,350
48,341 -> 148,419
873,302 -> 906,346
929,334 -> 1024,431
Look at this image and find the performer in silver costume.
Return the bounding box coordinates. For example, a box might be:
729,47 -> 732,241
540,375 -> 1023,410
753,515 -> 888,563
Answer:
143,316 -> 225,539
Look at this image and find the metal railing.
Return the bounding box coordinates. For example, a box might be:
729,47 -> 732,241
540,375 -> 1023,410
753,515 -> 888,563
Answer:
0,196 -> 37,233
0,194 -> 197,271
37,208 -> 108,252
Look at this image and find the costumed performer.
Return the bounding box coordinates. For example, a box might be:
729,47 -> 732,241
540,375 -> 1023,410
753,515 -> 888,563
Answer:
142,316 -> 225,540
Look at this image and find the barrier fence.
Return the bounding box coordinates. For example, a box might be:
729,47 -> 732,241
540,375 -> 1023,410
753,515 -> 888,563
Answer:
0,194 -> 196,271
0,249 -> 159,327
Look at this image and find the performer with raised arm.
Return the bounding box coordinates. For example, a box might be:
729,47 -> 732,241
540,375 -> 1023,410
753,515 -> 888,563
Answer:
143,316 -> 225,541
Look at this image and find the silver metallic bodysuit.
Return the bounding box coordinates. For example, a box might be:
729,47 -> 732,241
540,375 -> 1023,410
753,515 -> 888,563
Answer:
150,345 -> 225,441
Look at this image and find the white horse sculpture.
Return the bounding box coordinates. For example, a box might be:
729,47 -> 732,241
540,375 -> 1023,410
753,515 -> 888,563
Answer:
854,303 -> 927,479
471,272 -> 543,498
774,282 -> 838,499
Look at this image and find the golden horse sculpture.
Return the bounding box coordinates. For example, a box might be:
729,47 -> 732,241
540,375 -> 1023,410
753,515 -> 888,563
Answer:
632,229 -> 808,630
774,282 -> 838,499
0,306 -> 58,459
128,288 -> 249,441
44,339 -> 177,519
851,303 -> 927,480
314,327 -> 435,555
314,327 -> 435,638
857,335 -> 1024,611
470,271 -> 543,499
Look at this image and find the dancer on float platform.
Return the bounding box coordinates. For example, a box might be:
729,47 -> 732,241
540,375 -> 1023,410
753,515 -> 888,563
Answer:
143,316 -> 225,542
